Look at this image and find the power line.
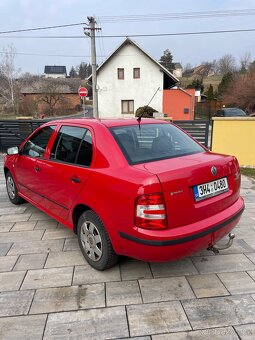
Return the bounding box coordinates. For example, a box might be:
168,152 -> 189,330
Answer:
1,27 -> 255,39
0,51 -> 106,58
98,9 -> 255,22
0,9 -> 254,36
0,22 -> 87,35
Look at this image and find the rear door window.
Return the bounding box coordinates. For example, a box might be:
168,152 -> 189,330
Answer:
50,126 -> 93,166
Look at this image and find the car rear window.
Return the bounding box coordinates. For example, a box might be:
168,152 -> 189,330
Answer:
110,123 -> 204,165
224,109 -> 246,117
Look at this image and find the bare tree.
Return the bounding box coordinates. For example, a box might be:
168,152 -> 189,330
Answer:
39,80 -> 65,116
223,70 -> 255,113
217,54 -> 236,75
0,45 -> 20,114
240,52 -> 251,73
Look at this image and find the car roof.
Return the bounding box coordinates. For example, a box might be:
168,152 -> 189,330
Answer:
46,118 -> 169,128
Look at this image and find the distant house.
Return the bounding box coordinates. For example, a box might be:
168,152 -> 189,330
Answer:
44,65 -> 67,78
88,38 -> 178,118
173,63 -> 183,78
21,78 -> 82,115
183,64 -> 215,78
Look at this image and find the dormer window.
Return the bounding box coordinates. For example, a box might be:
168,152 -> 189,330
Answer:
117,68 -> 124,79
133,68 -> 140,79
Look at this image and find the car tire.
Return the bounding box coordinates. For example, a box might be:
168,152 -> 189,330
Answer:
77,210 -> 118,270
6,172 -> 25,205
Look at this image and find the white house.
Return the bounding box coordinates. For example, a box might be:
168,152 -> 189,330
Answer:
89,38 -> 178,118
44,66 -> 67,79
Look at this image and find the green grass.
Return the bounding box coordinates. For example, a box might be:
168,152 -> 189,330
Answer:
241,168 -> 255,179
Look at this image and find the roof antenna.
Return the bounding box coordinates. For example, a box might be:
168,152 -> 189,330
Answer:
137,87 -> 160,129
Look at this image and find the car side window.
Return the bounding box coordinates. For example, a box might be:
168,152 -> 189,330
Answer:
22,126 -> 56,158
50,126 -> 93,166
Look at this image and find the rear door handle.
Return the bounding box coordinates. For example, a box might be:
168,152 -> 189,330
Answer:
71,177 -> 81,183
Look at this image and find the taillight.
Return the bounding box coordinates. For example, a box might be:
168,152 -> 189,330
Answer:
135,193 -> 167,230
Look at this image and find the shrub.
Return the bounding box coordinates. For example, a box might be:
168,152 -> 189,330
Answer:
135,106 -> 157,118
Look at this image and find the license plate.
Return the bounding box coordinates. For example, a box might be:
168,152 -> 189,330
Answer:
193,177 -> 229,202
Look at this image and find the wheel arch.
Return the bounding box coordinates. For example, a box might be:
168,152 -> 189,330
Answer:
72,204 -> 92,234
4,166 -> 10,177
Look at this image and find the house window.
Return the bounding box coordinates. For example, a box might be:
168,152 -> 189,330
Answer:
121,100 -> 134,114
133,68 -> 140,79
117,68 -> 124,79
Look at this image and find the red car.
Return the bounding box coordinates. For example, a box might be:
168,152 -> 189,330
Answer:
4,118 -> 244,270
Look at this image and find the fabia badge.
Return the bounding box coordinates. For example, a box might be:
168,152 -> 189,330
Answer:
211,166 -> 217,176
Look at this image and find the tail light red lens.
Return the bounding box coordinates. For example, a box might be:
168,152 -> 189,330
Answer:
135,193 -> 167,230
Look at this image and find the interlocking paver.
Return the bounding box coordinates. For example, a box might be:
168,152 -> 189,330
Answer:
30,283 -> 105,314
152,327 -> 239,339
187,274 -> 229,298
8,239 -> 64,255
235,324 -> 255,339
106,280 -> 142,306
218,272 -> 255,295
0,213 -> 31,223
73,264 -> 121,285
13,253 -> 47,271
29,212 -> 55,221
0,222 -> 14,233
0,255 -> 18,272
120,260 -> 152,280
192,253 -> 255,274
34,220 -> 58,230
0,271 -> 26,292
0,242 -> 13,256
182,295 -> 255,329
0,290 -> 34,317
0,315 -> 47,340
44,250 -> 85,268
11,221 -> 36,231
42,228 -> 75,240
0,230 -> 44,243
63,237 -> 80,251
21,267 -> 73,290
150,258 -> 198,277
127,301 -> 191,337
139,276 -> 195,303
44,306 -> 129,339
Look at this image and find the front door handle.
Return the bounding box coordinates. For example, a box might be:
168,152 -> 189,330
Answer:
71,177 -> 81,183
34,166 -> 41,172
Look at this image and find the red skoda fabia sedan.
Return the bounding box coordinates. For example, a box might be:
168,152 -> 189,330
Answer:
4,119 -> 244,270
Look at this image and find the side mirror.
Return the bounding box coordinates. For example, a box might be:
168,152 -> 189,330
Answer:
7,146 -> 19,155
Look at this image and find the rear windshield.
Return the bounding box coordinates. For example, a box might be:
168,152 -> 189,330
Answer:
225,109 -> 246,117
110,123 -> 204,165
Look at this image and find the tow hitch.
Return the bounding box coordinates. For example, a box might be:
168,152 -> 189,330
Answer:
207,233 -> 235,254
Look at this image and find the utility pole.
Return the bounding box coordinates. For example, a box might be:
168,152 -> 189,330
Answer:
85,17 -> 101,119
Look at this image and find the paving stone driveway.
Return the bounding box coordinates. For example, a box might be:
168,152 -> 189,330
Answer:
1,155 -> 255,339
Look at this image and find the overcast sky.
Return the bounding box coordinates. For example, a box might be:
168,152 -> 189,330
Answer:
1,0 -> 255,75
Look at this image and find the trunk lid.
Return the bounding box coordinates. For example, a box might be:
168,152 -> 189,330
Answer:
135,151 -> 240,228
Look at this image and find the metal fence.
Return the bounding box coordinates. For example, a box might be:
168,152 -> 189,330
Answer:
0,119 -> 210,153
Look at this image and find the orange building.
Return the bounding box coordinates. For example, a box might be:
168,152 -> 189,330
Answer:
163,88 -> 196,120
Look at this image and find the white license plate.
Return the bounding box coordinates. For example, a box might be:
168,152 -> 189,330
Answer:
193,177 -> 229,202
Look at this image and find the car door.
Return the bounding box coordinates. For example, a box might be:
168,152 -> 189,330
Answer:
35,125 -> 94,220
14,125 -> 56,204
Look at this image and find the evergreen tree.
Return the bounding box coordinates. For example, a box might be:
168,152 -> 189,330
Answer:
218,72 -> 234,96
187,78 -> 204,93
69,66 -> 77,78
159,49 -> 175,72
207,84 -> 214,101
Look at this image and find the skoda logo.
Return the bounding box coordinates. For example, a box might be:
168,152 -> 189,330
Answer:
211,166 -> 217,176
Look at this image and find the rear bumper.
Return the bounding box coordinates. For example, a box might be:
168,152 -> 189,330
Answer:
118,197 -> 244,261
